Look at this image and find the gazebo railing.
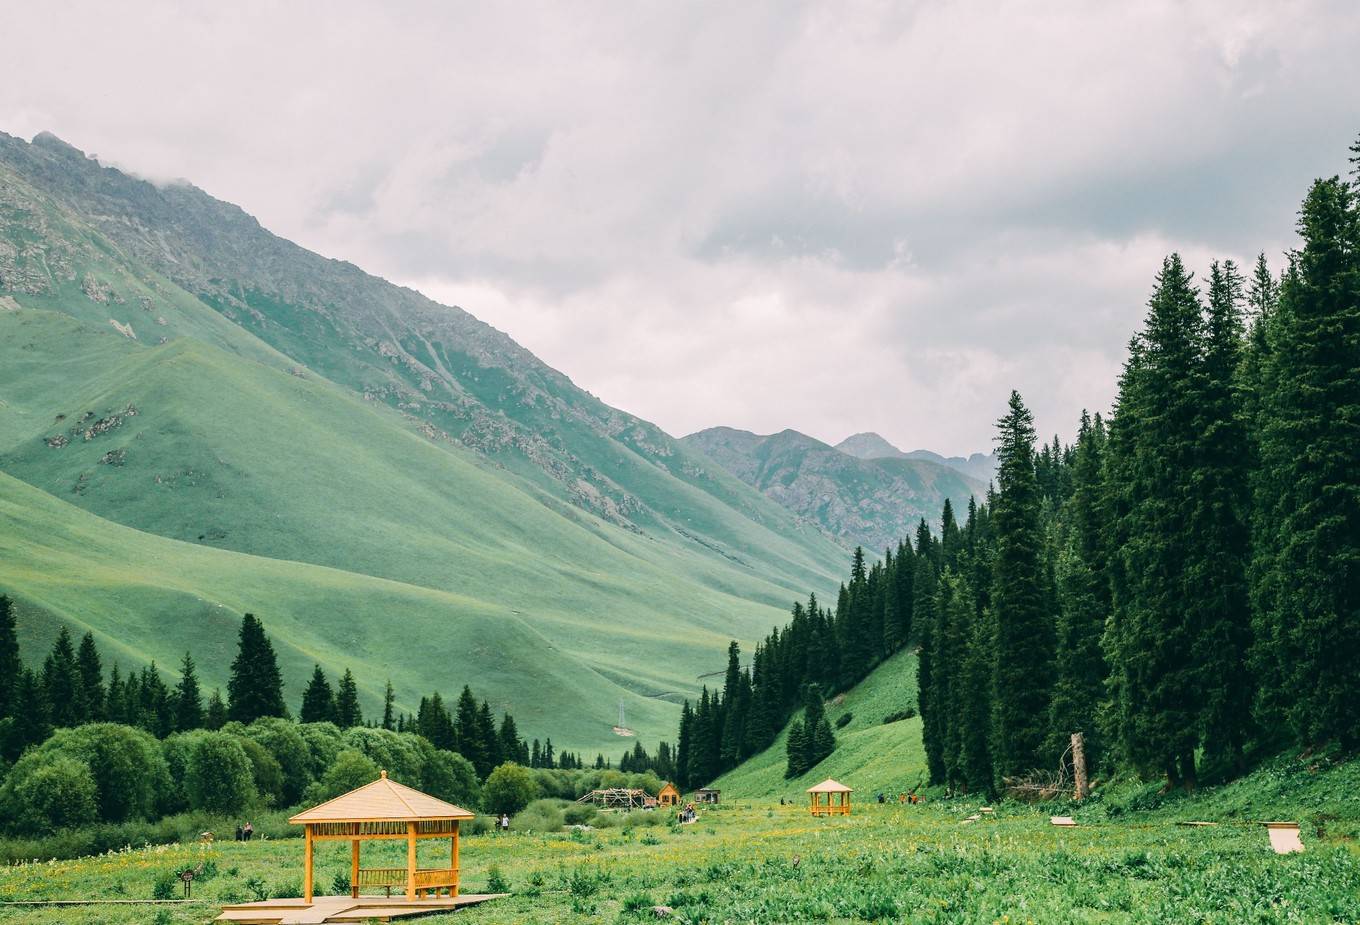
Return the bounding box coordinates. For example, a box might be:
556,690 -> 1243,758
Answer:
355,867 -> 459,889
310,819 -> 459,839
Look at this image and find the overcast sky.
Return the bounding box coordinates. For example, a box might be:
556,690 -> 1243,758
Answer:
4,2 -> 1358,454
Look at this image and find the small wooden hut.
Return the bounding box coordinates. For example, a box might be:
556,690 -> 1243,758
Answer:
289,770 -> 475,902
657,782 -> 680,807
807,778 -> 852,816
695,788 -> 720,804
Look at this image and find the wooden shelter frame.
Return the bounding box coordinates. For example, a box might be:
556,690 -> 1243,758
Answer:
807,779 -> 852,816
289,771 -> 474,903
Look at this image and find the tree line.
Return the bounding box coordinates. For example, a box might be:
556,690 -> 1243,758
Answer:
672,138 -> 1360,796
920,139 -> 1360,795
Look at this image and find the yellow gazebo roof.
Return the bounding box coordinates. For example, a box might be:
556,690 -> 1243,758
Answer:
289,771 -> 475,823
807,778 -> 852,793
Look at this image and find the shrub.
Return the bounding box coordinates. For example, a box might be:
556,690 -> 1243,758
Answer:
186,732 -> 257,814
511,798 -> 565,832
622,891 -> 654,913
882,708 -> 917,724
341,728 -> 422,784
9,757 -> 99,833
245,876 -> 269,902
483,763 -> 539,815
331,871 -> 351,895
152,871 -> 178,900
234,737 -> 285,807
242,718 -> 313,805
485,864 -> 510,893
417,744 -> 479,808
0,724 -> 169,827
563,803 -> 597,826
295,722 -> 344,778
836,712 -> 853,729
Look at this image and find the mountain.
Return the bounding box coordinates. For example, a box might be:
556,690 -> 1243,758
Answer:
0,131 -> 852,751
681,427 -> 986,551
836,431 -> 997,484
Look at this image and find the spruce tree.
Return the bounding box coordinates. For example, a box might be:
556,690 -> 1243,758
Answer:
454,686 -> 483,768
76,632 -> 105,721
1253,172 -> 1360,747
784,718 -> 809,778
173,652 -> 204,731
382,680 -> 396,730
1190,260 -> 1254,769
336,669 -> 362,729
42,626 -> 86,728
1104,257 -> 1208,788
226,613 -> 287,723
476,701 -> 500,774
989,391 -> 1054,787
299,665 -> 337,724
915,554 -> 946,784
205,688 -> 228,729
0,595 -> 18,721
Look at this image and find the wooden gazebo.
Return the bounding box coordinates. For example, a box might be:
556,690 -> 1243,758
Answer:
808,778 -> 852,816
290,770 -> 475,902
657,782 -> 680,807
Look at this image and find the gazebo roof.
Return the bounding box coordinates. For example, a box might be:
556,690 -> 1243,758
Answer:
807,778 -> 852,793
289,771 -> 475,823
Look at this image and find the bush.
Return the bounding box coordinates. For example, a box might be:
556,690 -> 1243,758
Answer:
341,728 -> 423,784
417,743 -> 479,808
485,864 -> 510,893
882,708 -> 917,724
836,712 -> 853,729
0,724 -> 169,828
511,798 -> 565,832
152,870 -> 178,900
483,763 -> 539,815
295,722 -> 344,779
563,803 -> 597,826
9,757 -> 99,833
186,732 -> 257,814
234,737 -> 285,807
242,719 -> 313,805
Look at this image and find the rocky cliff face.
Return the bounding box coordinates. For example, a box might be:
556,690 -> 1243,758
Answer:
683,427 -> 987,552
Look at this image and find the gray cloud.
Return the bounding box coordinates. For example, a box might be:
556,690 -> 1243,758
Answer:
3,0 -> 1357,454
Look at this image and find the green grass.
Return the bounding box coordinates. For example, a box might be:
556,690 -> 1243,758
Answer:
714,647 -> 926,800
3,764 -> 1357,925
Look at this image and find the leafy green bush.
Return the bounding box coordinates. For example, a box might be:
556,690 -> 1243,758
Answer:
242,718 -> 313,805
835,712 -> 853,728
563,802 -> 597,826
882,708 -> 916,723
152,870 -> 178,900
7,756 -> 99,834
186,732 -> 257,814
485,864 -> 510,893
483,763 -> 539,815
511,798 -> 565,832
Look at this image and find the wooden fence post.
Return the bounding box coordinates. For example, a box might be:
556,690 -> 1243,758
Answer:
1072,732 -> 1089,801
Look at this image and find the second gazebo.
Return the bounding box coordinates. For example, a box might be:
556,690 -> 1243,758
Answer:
807,778 -> 852,816
289,770 -> 475,902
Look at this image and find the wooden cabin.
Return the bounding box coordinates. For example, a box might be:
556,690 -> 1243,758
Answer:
807,778 -> 852,816
656,782 -> 680,807
695,788 -> 720,804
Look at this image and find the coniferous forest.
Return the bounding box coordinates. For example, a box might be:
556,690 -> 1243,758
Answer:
678,138 -> 1360,796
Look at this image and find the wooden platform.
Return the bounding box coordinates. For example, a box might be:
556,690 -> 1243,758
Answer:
216,893 -> 505,924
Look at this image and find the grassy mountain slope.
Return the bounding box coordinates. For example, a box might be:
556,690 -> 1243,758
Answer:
713,647 -> 925,799
682,427 -> 985,550
0,131 -> 845,593
0,468 -> 683,753
0,308 -> 847,747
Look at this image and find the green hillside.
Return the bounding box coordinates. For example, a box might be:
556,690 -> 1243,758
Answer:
713,647 -> 925,799
682,427 -> 985,551
0,308 -> 855,748
0,131 -> 862,753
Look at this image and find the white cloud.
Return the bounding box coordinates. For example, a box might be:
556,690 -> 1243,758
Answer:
2,0 -> 1357,453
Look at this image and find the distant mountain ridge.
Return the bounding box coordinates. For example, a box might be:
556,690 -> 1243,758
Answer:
682,427 -> 986,552
835,431 -> 997,484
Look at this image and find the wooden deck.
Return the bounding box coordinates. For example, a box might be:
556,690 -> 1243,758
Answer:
216,893 -> 505,924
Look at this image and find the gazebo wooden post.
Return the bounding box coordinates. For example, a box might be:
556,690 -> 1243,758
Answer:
350,836 -> 360,898
451,820 -> 460,897
406,821 -> 417,901
303,824 -> 314,902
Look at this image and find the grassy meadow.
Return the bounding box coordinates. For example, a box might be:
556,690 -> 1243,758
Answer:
3,786 -> 1357,925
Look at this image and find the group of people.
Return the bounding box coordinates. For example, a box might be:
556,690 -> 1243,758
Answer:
233,821 -> 254,841
678,802 -> 699,823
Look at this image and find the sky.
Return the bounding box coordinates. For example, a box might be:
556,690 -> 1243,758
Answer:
3,2 -> 1358,455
